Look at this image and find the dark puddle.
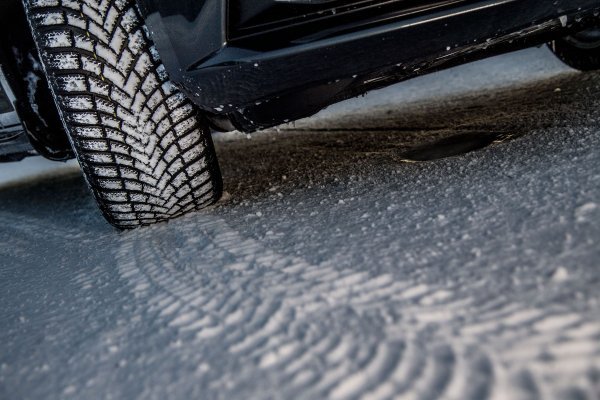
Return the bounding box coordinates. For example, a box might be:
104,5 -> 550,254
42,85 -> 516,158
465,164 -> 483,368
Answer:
399,131 -> 516,162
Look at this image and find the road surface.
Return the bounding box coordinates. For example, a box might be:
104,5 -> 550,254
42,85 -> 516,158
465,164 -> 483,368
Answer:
1,47 -> 599,399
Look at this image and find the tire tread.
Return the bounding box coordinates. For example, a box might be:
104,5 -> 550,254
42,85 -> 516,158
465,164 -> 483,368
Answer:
24,0 -> 222,228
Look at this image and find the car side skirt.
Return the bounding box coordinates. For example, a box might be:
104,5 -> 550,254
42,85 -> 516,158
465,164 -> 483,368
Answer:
139,0 -> 600,132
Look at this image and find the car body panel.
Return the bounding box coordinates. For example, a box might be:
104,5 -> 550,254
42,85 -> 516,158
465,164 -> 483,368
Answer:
138,0 -> 600,132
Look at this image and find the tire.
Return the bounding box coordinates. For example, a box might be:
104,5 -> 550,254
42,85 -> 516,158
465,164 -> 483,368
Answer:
23,0 -> 222,228
549,27 -> 600,71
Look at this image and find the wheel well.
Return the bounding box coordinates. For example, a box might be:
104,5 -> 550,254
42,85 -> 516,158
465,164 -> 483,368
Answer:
1,0 -> 74,160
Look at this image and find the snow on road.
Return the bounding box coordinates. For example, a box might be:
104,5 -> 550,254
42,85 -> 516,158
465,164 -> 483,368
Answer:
0,157 -> 79,189
1,47 -> 599,399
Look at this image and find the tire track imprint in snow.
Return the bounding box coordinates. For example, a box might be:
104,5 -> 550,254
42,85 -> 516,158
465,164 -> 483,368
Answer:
116,214 -> 600,400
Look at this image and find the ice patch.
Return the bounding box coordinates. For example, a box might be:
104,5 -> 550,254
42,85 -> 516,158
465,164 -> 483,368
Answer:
575,202 -> 597,222
551,266 -> 569,283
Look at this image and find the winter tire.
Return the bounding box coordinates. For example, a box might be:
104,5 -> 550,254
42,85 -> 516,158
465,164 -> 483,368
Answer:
23,0 -> 222,228
549,27 -> 600,71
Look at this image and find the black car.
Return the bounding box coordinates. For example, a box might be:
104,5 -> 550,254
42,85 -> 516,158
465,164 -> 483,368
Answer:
1,0 -> 599,228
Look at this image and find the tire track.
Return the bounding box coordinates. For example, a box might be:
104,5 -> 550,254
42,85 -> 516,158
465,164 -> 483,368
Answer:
116,214 -> 600,399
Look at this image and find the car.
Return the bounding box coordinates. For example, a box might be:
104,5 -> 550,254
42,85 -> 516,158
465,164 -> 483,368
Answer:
1,0 -> 599,228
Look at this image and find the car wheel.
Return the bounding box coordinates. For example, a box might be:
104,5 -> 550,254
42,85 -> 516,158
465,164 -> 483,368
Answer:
549,26 -> 600,71
23,0 -> 222,228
